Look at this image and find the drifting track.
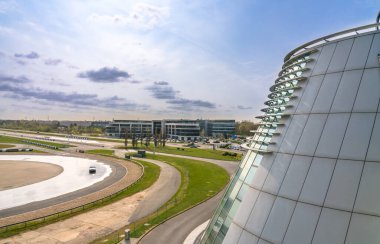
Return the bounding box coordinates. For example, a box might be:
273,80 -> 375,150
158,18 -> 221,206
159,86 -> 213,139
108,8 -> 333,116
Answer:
0,153 -> 129,222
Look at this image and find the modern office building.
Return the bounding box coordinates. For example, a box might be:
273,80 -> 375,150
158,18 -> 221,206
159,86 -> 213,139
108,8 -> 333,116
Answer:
199,120 -> 236,138
105,120 -> 153,138
201,21 -> 380,243
105,119 -> 235,140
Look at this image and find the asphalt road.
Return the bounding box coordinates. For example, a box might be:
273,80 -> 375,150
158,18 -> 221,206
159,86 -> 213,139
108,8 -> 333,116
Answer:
139,190 -> 225,244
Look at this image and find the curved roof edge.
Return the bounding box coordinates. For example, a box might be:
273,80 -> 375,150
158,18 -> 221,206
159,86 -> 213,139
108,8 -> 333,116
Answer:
284,22 -> 380,62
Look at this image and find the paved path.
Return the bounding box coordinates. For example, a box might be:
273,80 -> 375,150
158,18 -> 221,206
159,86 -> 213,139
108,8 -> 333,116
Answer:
138,155 -> 238,244
0,156 -> 180,244
139,191 -> 225,244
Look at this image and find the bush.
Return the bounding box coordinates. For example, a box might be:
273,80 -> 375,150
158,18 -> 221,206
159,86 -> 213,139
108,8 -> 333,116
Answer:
222,152 -> 237,157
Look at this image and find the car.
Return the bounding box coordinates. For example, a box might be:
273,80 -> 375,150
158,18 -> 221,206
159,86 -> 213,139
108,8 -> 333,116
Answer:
89,166 -> 96,174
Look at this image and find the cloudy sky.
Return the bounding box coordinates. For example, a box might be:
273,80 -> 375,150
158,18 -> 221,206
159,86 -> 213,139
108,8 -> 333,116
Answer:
0,0 -> 377,121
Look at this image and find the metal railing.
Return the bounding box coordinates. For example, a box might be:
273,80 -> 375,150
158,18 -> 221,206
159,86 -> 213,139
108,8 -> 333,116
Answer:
285,22 -> 380,62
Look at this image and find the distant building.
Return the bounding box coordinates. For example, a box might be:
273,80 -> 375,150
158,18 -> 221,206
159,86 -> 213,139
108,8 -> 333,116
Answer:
105,119 -> 235,140
90,121 -> 110,127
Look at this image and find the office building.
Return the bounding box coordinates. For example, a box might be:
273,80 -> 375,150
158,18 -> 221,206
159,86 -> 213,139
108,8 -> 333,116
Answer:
105,119 -> 235,140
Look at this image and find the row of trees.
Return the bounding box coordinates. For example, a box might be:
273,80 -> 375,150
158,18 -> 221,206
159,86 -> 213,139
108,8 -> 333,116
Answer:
235,121 -> 259,136
124,130 -> 167,148
0,120 -> 105,135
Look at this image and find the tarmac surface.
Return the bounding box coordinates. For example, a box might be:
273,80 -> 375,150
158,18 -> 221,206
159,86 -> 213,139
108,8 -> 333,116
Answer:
0,155 -> 112,211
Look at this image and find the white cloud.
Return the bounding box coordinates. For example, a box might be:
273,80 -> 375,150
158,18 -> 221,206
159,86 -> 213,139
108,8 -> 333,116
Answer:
88,2 -> 170,30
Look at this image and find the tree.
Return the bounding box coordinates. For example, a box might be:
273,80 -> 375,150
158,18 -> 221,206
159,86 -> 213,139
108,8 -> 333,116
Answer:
124,129 -> 128,147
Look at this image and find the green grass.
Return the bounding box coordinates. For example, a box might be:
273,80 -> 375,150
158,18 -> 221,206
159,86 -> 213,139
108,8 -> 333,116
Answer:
0,135 -> 72,150
95,154 -> 230,243
0,159 -> 160,239
0,144 -> 15,149
86,149 -> 115,156
120,144 -> 241,161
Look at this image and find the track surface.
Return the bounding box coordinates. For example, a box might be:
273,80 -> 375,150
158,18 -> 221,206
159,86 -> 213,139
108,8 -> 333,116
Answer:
0,154 -> 126,219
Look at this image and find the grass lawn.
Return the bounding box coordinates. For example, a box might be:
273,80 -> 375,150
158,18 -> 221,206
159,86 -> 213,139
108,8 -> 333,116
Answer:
120,144 -> 241,161
95,153 -> 230,243
0,135 -> 72,150
0,143 -> 15,149
86,149 -> 114,156
0,159 -> 160,239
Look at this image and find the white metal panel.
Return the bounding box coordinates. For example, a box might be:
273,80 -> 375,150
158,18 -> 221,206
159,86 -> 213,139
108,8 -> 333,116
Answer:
262,153 -> 292,195
238,230 -> 259,244
279,115 -> 308,154
282,202 -> 321,244
234,187 -> 259,227
353,68 -> 380,112
296,75 -> 324,114
250,153 -> 276,189
354,162 -> 380,215
345,35 -> 373,70
327,38 -> 354,73
345,213 -> 380,244
367,115 -> 380,161
245,192 -> 275,236
261,197 -> 296,243
299,157 -> 335,206
339,113 -> 375,161
312,43 -> 337,75
330,70 -> 363,113
311,72 -> 343,113
315,113 -> 350,158
279,155 -> 313,200
324,160 -> 363,211
295,114 -> 328,156
223,222 -> 243,244
312,208 -> 351,244
365,33 -> 380,68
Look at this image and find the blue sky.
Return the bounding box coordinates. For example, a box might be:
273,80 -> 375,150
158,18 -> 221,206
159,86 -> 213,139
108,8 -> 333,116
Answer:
0,0 -> 377,121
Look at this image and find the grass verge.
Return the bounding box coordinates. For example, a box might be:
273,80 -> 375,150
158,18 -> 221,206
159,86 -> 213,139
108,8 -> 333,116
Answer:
86,149 -> 114,156
93,154 -> 229,243
120,144 -> 241,161
0,159 -> 160,239
0,144 -> 15,149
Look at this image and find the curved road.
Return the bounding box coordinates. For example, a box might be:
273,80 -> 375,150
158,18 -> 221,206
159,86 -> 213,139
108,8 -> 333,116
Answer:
138,154 -> 238,244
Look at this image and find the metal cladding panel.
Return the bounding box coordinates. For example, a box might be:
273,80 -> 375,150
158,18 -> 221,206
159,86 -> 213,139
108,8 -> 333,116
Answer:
327,38 -> 354,73
202,26 -> 380,244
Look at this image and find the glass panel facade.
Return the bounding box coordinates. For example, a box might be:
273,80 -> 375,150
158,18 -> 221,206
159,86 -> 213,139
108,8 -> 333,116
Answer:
201,53 -> 312,244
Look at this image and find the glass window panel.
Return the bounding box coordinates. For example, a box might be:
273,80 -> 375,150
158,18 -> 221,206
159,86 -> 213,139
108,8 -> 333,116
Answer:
245,166 -> 258,183
237,184 -> 248,201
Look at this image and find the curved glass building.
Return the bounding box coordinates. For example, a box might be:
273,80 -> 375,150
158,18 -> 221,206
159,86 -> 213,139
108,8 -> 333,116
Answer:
201,21 -> 380,244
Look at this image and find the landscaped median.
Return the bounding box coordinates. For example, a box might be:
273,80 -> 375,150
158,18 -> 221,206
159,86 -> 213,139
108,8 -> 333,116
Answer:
93,154 -> 230,243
